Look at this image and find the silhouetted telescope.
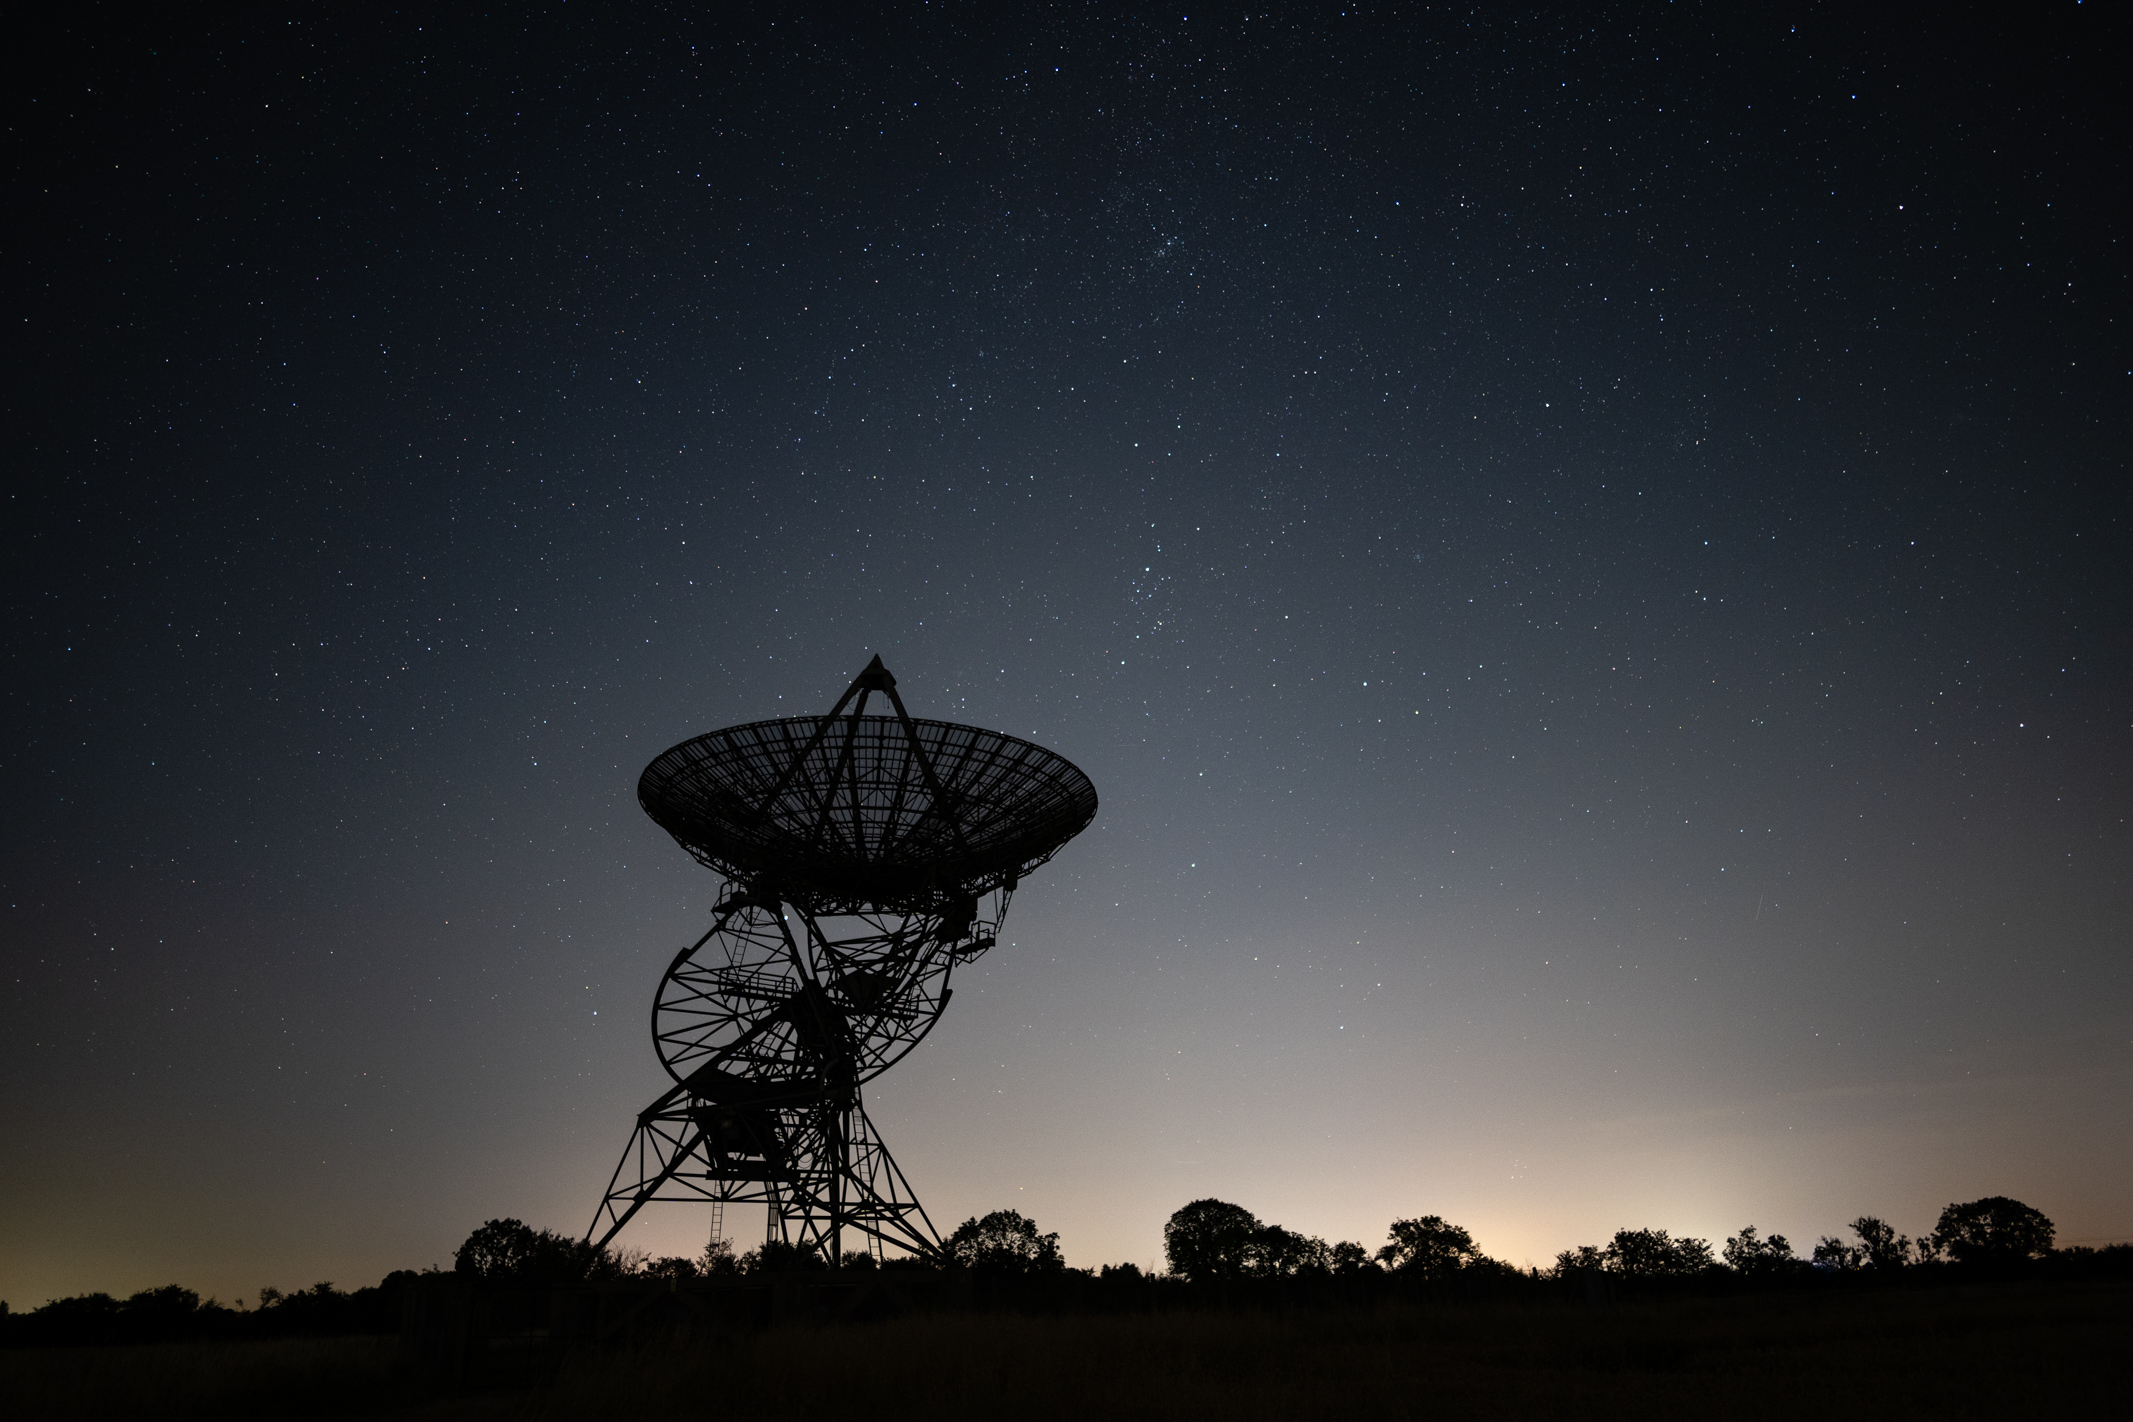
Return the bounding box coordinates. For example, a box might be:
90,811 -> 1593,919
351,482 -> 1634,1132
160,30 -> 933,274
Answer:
588,656 -> 1096,1263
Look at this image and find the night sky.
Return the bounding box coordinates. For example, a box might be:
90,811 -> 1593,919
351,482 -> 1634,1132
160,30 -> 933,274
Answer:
7,6 -> 2128,1308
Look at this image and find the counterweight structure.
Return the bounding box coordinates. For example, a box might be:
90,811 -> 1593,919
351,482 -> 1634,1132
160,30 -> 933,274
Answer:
587,657 -> 1097,1263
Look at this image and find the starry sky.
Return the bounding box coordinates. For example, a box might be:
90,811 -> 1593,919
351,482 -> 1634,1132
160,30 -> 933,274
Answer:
6,5 -> 2128,1307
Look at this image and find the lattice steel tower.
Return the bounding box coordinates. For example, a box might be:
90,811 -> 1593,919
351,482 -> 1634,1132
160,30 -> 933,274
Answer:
587,657 -> 1097,1263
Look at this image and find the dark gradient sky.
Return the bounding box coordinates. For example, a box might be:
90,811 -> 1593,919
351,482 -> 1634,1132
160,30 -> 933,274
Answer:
7,6 -> 2128,1307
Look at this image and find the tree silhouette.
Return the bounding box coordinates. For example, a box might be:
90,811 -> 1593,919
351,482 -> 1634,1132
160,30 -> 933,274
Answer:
1329,1241 -> 1380,1276
452,1218 -> 627,1286
1815,1215 -> 1922,1270
1250,1224 -> 1333,1277
1552,1244 -> 1607,1277
453,1219 -> 535,1279
1932,1197 -> 2054,1266
1864,1215 -> 1915,1268
1377,1216 -> 1483,1280
943,1209 -> 1066,1274
699,1236 -> 741,1275
1811,1235 -> 1861,1270
1164,1199 -> 1263,1281
1723,1226 -> 1802,1274
1602,1228 -> 1715,1278
1159,1200 -> 1349,1279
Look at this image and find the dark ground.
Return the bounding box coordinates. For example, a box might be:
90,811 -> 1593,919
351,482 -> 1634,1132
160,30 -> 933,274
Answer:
4,1280 -> 2127,1420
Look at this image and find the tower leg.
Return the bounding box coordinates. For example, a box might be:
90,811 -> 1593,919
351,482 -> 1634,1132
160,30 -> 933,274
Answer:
771,1096 -> 941,1261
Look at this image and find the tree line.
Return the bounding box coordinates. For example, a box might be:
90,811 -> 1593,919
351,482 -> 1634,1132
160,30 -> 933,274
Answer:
1159,1194 -> 2071,1283
5,1192 -> 2121,1347
0,1277 -> 414,1348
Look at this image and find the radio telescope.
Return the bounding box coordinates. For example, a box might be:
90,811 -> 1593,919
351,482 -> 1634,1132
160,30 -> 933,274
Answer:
587,656 -> 1097,1264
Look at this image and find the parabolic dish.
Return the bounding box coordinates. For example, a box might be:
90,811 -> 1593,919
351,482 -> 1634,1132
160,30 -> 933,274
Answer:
638,715 -> 1097,906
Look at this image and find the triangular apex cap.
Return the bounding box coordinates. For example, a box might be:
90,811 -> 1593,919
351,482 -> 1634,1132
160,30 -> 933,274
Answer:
854,655 -> 896,692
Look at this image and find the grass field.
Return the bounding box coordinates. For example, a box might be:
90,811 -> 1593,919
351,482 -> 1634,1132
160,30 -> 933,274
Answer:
6,1280 -> 2127,1420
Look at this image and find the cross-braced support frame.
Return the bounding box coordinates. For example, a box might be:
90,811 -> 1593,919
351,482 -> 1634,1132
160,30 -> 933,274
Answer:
588,1077 -> 940,1261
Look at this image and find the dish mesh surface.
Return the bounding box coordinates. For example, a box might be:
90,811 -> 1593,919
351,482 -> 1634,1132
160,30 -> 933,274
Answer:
638,715 -> 1097,906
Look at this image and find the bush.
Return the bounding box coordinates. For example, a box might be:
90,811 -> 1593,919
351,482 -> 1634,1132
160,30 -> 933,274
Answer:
739,1239 -> 827,1273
